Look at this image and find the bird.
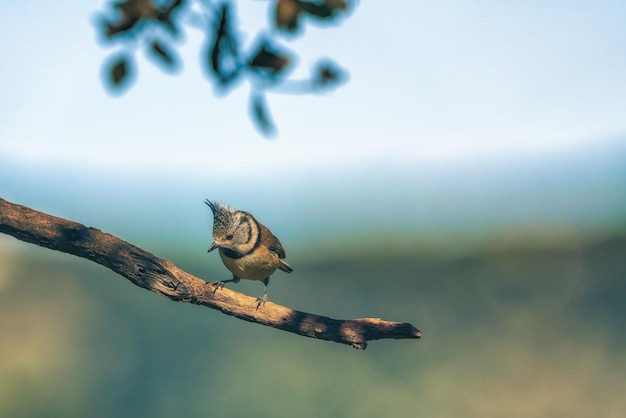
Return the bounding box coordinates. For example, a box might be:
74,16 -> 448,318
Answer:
204,199 -> 293,308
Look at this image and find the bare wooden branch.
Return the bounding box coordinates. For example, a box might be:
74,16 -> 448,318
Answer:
0,197 -> 421,349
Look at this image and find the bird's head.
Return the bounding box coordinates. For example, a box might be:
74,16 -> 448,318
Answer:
204,200 -> 253,253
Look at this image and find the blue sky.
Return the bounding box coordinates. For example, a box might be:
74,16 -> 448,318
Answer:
1,1 -> 625,243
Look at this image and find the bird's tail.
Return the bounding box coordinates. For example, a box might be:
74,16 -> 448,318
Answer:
278,259 -> 293,273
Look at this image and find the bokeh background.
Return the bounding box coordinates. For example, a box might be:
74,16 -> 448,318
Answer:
2,1 -> 626,417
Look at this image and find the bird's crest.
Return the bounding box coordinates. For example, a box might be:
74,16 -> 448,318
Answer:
204,199 -> 237,235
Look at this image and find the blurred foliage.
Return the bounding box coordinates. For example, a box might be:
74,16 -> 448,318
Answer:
95,0 -> 352,137
1,231 -> 626,417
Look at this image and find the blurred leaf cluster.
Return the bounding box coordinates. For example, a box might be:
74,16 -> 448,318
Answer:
96,0 -> 352,137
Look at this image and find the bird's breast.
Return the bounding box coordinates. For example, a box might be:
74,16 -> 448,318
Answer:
219,246 -> 279,281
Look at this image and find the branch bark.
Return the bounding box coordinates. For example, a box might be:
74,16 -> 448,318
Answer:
0,197 -> 421,349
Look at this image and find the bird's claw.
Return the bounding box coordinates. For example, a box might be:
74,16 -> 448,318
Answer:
212,281 -> 225,294
255,295 -> 267,310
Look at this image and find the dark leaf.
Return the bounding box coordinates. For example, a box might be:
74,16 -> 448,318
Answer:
313,59 -> 346,88
104,20 -> 131,38
101,0 -> 185,38
150,40 -> 175,66
248,42 -> 291,77
154,12 -> 177,34
103,14 -> 141,38
103,0 -> 150,38
319,66 -> 336,82
207,3 -> 240,85
274,0 -> 349,33
110,57 -> 129,86
209,24 -> 223,78
154,0 -> 185,35
275,0 -> 301,32
300,0 -> 347,19
113,0 -> 153,16
250,92 -> 277,137
323,0 -> 348,13
300,2 -> 333,19
102,54 -> 136,95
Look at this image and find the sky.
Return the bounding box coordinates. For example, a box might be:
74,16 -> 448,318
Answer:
1,0 -> 625,242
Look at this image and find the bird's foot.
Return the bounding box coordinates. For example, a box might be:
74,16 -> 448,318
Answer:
255,294 -> 267,310
211,281 -> 225,294
210,277 -> 240,294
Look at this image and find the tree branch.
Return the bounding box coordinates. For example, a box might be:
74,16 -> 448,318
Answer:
0,197 -> 421,350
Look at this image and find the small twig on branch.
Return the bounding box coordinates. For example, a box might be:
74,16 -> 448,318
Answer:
0,197 -> 421,350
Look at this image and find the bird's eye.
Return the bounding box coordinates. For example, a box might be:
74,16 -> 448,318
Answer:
225,234 -> 234,241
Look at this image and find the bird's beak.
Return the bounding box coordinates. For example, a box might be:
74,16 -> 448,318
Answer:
207,242 -> 218,253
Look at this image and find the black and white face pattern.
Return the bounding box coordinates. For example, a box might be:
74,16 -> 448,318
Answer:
205,200 -> 259,256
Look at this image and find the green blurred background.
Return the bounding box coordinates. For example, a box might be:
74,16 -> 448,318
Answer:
2,152 -> 626,417
2,1 -> 626,417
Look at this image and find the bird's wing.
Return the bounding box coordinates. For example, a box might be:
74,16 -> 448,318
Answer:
269,235 -> 287,259
259,222 -> 287,259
